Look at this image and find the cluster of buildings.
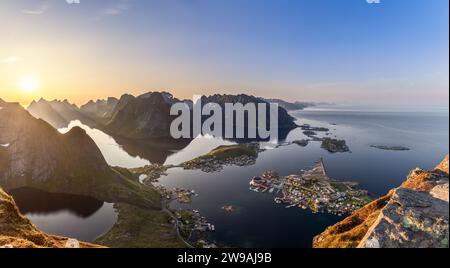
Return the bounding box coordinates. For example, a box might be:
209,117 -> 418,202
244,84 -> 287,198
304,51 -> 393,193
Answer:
183,154 -> 256,173
173,188 -> 197,203
153,185 -> 197,203
174,209 -> 217,248
249,170 -> 283,193
132,163 -> 169,184
250,159 -> 371,216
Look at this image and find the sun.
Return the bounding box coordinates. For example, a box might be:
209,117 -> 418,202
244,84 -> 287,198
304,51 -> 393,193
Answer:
19,76 -> 39,93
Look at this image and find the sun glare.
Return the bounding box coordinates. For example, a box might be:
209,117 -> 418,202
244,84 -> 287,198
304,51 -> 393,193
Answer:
19,76 -> 39,93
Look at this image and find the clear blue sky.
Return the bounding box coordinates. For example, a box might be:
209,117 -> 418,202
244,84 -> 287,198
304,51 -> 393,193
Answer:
1,0 -> 448,105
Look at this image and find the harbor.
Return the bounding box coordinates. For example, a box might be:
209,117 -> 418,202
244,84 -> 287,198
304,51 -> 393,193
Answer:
250,159 -> 372,216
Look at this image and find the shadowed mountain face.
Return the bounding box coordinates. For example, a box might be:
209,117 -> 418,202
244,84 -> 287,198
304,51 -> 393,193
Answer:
1,99 -> 110,187
25,94 -> 193,164
104,92 -> 181,139
0,99 -> 160,209
104,92 -> 298,141
26,92 -> 298,142
80,97 -> 119,124
21,93 -> 300,165
200,94 -> 298,140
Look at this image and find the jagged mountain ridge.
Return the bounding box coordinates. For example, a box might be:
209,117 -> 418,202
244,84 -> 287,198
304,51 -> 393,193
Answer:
104,92 -> 300,140
104,92 -> 181,139
26,92 -> 299,140
80,97 -> 119,124
28,98 -> 95,128
201,94 -> 298,129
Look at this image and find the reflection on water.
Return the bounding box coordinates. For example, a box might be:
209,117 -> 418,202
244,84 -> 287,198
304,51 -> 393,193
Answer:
58,120 -> 235,167
155,106 -> 449,247
59,121 -> 150,168
112,136 -> 192,165
164,134 -> 235,165
9,187 -> 118,242
10,187 -> 103,217
52,106 -> 448,247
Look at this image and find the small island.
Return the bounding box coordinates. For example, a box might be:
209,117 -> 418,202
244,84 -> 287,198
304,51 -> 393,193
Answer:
300,124 -> 330,132
303,130 -> 317,137
221,205 -> 237,213
321,138 -> 350,153
293,139 -> 309,147
370,145 -> 411,151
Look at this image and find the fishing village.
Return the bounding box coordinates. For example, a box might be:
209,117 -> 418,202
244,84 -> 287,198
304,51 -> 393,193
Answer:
249,159 -> 372,216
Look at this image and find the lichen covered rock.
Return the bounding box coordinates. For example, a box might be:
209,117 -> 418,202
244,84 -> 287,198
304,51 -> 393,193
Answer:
313,155 -> 449,248
358,188 -> 448,248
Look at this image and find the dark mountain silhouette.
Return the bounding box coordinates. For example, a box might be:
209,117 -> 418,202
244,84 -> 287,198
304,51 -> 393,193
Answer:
80,97 -> 119,124
104,92 -> 180,139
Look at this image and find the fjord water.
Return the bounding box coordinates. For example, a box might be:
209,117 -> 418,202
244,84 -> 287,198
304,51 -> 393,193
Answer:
13,105 -> 449,247
155,104 -> 448,247
9,188 -> 118,242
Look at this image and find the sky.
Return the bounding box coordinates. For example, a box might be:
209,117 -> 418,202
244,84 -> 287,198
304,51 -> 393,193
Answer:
0,0 -> 448,106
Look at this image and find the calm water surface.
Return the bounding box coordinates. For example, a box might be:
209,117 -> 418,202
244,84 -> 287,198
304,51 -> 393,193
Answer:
13,105 -> 449,247
9,188 -> 117,242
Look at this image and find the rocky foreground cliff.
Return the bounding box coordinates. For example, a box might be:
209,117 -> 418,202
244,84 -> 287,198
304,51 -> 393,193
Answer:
0,187 -> 102,248
313,155 -> 449,248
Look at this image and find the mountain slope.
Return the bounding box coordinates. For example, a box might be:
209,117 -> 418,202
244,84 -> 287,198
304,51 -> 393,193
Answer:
80,97 -> 119,124
104,92 -> 178,139
103,92 -> 298,140
201,94 -> 298,130
0,99 -> 160,209
313,155 -> 449,248
26,92 -> 299,141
